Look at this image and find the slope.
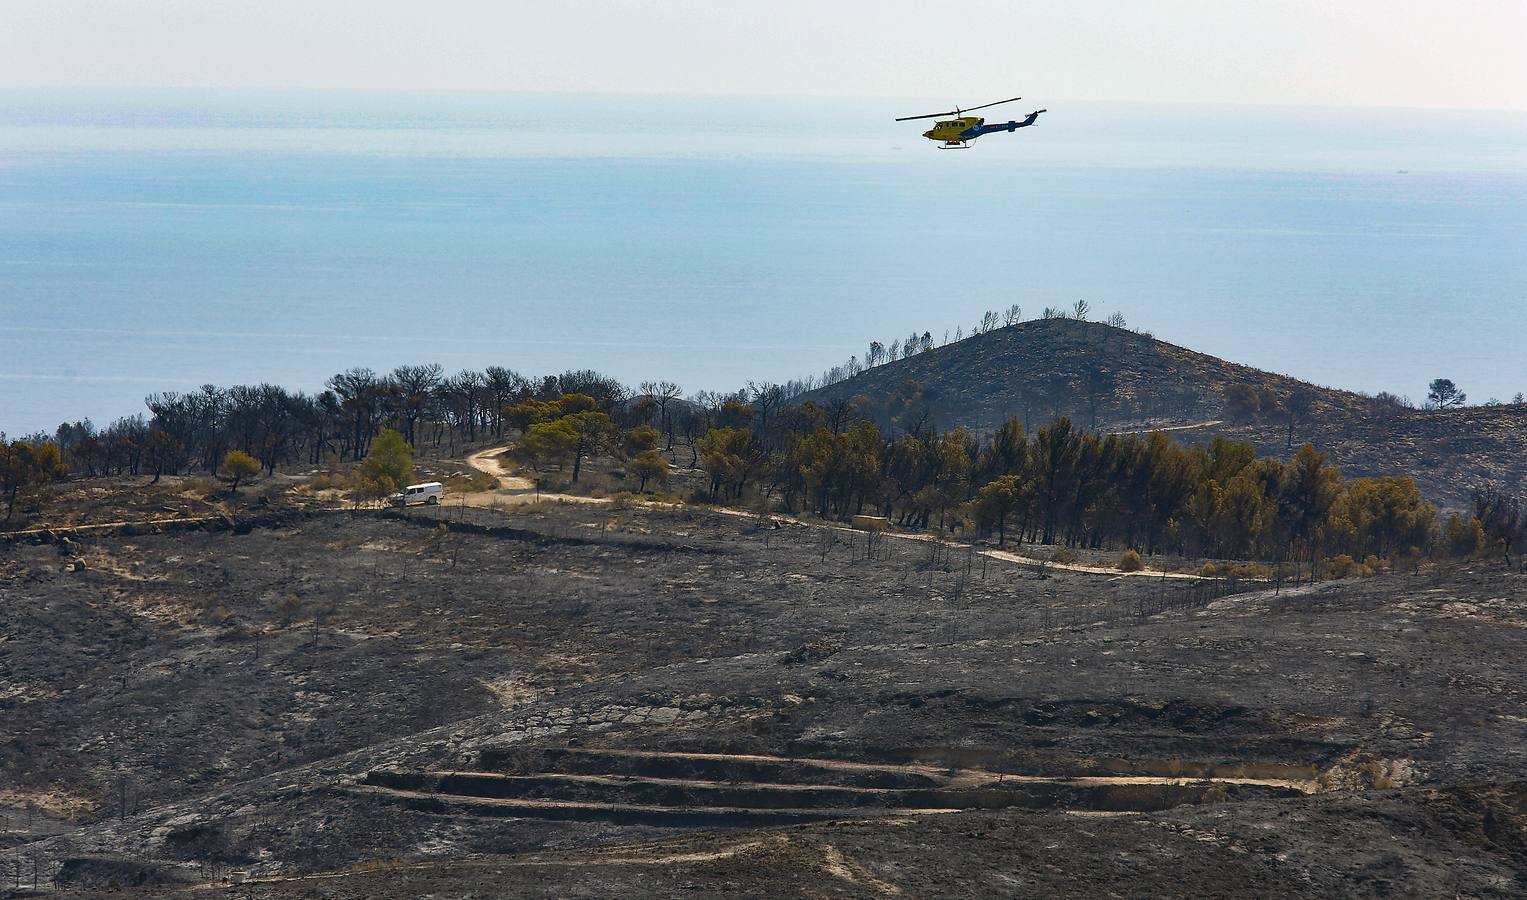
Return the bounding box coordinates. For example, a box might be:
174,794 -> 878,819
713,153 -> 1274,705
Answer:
797,318 -> 1527,510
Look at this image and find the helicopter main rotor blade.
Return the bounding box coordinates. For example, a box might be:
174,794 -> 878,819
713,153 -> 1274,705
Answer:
894,96 -> 1021,121
961,95 -> 1023,114
894,109 -> 960,122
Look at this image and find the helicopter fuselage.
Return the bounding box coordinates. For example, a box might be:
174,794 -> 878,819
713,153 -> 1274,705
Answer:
920,110 -> 1045,147
921,116 -> 986,143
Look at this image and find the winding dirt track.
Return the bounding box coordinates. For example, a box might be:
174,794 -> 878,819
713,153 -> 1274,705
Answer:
459,446 -> 609,508
1108,419 -> 1224,436
0,514 -> 227,538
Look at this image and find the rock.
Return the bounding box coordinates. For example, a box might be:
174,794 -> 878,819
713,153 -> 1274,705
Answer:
783,640 -> 842,664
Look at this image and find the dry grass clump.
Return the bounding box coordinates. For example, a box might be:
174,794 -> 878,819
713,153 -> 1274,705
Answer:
1117,549 -> 1145,572
608,492 -> 646,510
180,476 -> 219,499
1317,753 -> 1415,791
300,472 -> 351,492
1325,554 -> 1361,578
1363,759 -> 1398,789
1051,547 -> 1079,564
1198,561 -> 1273,580
1322,554 -> 1385,579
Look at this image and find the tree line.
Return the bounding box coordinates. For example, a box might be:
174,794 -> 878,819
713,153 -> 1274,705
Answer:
13,365 -> 635,484
6,351 -> 1523,570
685,396 -> 1523,572
1,363 -> 762,521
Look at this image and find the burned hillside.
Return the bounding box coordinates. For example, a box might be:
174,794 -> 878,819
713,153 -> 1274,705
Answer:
3,499 -> 1525,896
799,317 -> 1527,509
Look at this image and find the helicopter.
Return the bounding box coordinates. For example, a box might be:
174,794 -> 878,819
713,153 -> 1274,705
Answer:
896,96 -> 1046,149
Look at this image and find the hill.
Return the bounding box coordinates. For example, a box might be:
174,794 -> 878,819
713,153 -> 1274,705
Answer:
798,318 -> 1527,510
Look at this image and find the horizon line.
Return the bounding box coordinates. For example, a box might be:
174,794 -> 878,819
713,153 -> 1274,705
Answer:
3,85 -> 1526,117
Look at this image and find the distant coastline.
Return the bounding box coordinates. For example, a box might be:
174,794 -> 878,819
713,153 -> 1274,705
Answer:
3,91 -> 1525,435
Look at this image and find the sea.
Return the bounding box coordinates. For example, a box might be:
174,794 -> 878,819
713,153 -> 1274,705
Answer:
2,89 -> 1525,436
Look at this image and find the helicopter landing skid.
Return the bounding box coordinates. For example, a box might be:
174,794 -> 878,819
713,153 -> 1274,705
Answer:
939,141 -> 971,150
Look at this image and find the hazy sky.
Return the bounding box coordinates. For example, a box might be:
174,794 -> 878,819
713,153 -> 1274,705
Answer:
4,0 -> 1525,110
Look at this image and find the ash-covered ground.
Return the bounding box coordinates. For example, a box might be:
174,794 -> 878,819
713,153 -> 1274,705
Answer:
3,501 -> 1524,897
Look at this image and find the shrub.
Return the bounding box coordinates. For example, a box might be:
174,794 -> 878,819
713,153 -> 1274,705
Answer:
1051,547 -> 1078,564
1199,561 -> 1273,580
303,473 -> 349,492
182,476 -> 219,498
1326,554 -> 1360,578
356,429 -> 414,494
276,593 -> 302,625
608,492 -> 644,510
629,450 -> 670,492
622,425 -> 660,457
1117,549 -> 1145,572
1443,514 -> 1486,557
218,450 -> 260,493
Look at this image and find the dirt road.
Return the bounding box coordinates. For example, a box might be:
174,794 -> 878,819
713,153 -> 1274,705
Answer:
460,447 -> 609,508
1108,419 -> 1224,436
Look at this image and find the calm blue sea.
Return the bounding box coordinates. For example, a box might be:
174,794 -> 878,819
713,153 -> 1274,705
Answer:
2,90 -> 1526,435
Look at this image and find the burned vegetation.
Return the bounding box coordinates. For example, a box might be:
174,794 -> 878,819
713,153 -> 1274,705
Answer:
2,497 -> 1525,897
4,318 -> 1527,896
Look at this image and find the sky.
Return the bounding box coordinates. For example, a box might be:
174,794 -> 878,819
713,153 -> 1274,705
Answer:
3,0 -> 1526,111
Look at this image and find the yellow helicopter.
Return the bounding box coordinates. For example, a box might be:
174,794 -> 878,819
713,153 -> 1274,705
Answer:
896,96 -> 1046,149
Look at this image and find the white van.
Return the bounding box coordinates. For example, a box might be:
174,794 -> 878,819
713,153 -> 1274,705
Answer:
392,481 -> 444,507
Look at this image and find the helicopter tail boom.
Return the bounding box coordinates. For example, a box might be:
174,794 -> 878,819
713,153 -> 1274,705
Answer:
972,109 -> 1047,136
